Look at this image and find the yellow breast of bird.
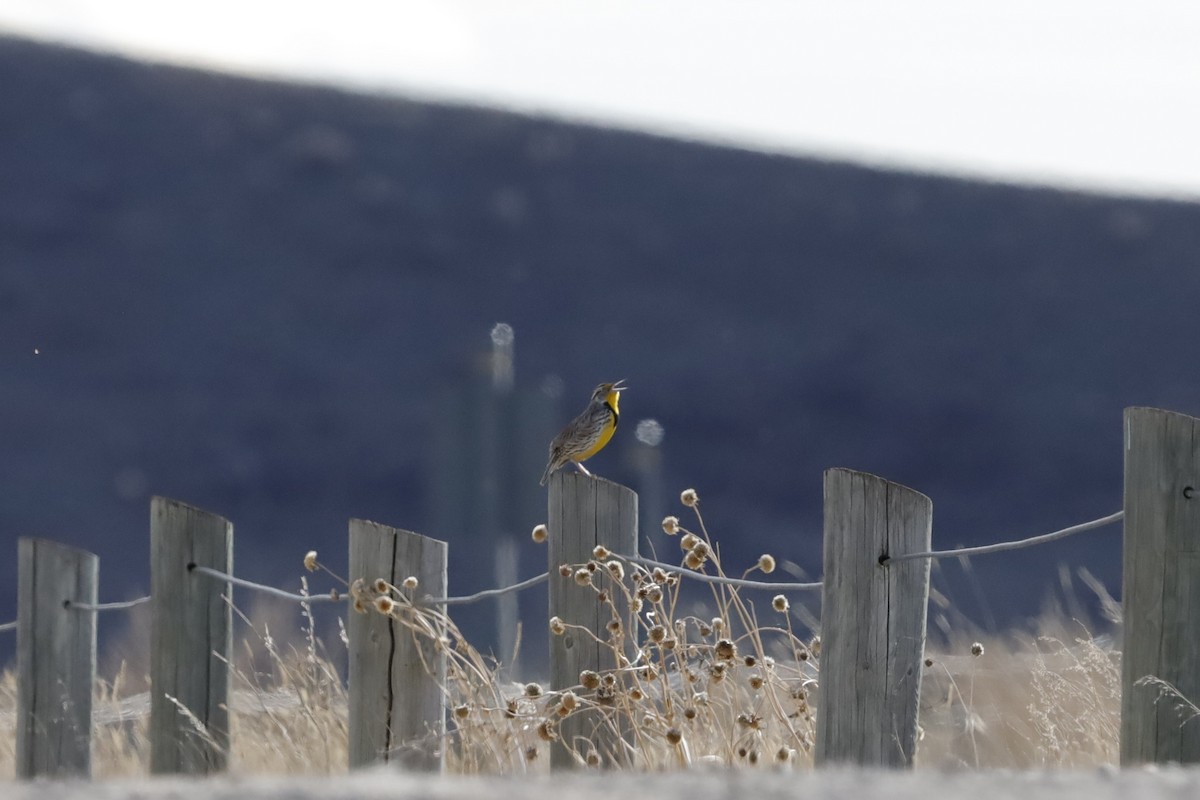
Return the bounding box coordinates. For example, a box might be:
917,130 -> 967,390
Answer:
573,392 -> 620,462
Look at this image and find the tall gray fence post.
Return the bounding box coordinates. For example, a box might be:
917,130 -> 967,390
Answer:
547,471 -> 638,769
1121,406 -> 1200,765
16,538 -> 98,779
815,468 -> 932,768
149,497 -> 233,774
347,519 -> 448,771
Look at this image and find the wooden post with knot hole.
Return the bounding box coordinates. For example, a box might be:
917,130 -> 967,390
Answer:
1121,406 -> 1200,765
16,538 -> 98,779
815,468 -> 932,768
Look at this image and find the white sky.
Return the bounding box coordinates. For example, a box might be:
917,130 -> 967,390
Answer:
2,1 -> 1199,199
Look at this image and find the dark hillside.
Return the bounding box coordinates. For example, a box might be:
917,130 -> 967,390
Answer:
2,35 -> 1199,658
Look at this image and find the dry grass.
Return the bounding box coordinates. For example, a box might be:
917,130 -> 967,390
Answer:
0,489 -> 1133,777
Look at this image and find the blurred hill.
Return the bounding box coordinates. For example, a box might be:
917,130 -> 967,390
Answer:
2,35 -> 1199,663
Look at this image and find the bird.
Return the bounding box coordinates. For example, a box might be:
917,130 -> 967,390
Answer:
540,380 -> 627,485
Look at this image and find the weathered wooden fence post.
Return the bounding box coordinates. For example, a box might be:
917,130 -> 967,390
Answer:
347,519 -> 448,771
1121,406 -> 1200,765
547,471 -> 638,769
16,538 -> 98,779
149,497 -> 233,774
815,468 -> 932,768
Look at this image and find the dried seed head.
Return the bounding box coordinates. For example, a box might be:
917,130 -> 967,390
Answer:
698,623 -> 713,637
662,515 -> 680,535
711,616 -> 725,632
639,665 -> 658,681
593,545 -> 611,559
606,619 -> 622,636
558,691 -> 578,714
525,746 -> 538,761
772,594 -> 789,613
710,663 -> 727,683
652,567 -> 669,584
559,564 -> 572,577
524,682 -> 543,697
737,746 -> 748,758
580,670 -> 601,690
402,576 -> 418,591
596,590 -> 608,603
776,747 -> 792,763
628,687 -> 644,701
574,568 -> 592,587
453,704 -> 470,720
648,624 -> 667,644
602,673 -> 617,687
715,639 -> 737,660
606,560 -> 625,581
757,554 -> 776,573
353,598 -> 367,614
549,616 -> 566,636
681,488 -> 699,507
647,586 -> 664,604
586,560 -> 599,572
680,533 -> 700,551
809,636 -> 821,656
531,524 -> 548,543
537,720 -> 556,741
665,728 -> 683,745
663,638 -> 678,650
690,540 -> 710,559
743,655 -> 757,668
585,751 -> 601,767
971,642 -> 985,657
684,706 -> 697,720
924,657 -> 934,668
303,551 -> 318,572
631,597 -> 643,613
684,552 -> 705,570
748,674 -> 764,690
505,699 -> 518,718
373,595 -> 395,614
736,712 -> 762,729
748,750 -> 759,765
373,578 -> 390,594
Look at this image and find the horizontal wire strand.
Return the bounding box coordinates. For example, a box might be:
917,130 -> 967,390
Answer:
66,596 -> 151,612
882,510 -> 1123,564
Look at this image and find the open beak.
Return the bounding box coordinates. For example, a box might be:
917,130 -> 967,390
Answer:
612,379 -> 628,391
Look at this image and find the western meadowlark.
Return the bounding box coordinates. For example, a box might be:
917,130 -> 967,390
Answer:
539,380 -> 626,485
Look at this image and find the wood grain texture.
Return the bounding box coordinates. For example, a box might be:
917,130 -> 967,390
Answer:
149,497 -> 233,775
1121,407 -> 1200,765
815,468 -> 932,768
547,471 -> 638,769
16,538 -> 98,778
347,519 -> 448,771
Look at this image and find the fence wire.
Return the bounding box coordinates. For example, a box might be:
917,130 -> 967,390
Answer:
623,553 -> 823,591
189,564 -> 347,604
66,596 -> 151,612
881,510 -> 1123,564
0,508 -> 1126,633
